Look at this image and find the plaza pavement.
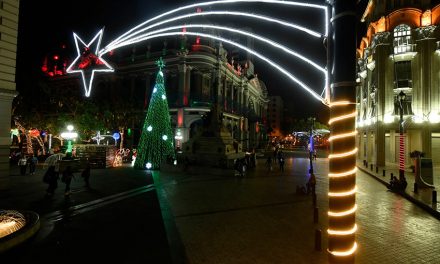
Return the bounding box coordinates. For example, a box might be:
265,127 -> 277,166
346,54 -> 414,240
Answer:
1,153 -> 440,264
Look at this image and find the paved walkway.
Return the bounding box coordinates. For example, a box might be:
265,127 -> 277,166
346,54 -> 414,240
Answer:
157,156 -> 440,264
357,160 -> 440,219
2,156 -> 440,263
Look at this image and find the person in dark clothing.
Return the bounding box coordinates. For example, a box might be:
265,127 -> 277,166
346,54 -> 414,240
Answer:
18,156 -> 27,175
279,157 -> 285,172
62,166 -> 74,196
29,154 -> 38,175
45,166 -> 59,197
400,175 -> 408,191
81,161 -> 91,188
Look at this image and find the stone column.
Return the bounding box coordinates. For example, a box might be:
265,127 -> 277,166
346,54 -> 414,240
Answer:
0,1 -> 20,194
375,123 -> 385,166
389,130 -> 396,163
0,90 -> 17,192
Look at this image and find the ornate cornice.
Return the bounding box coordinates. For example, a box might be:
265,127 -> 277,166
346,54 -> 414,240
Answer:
371,32 -> 390,49
415,25 -> 437,39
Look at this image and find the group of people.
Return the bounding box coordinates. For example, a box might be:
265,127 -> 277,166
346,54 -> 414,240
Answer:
266,150 -> 285,172
44,159 -> 91,197
388,175 -> 408,191
17,154 -> 38,175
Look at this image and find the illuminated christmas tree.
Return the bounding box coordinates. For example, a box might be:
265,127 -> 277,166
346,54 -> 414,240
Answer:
134,58 -> 175,170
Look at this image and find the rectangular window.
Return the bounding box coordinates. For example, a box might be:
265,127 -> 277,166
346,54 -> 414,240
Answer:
394,61 -> 412,88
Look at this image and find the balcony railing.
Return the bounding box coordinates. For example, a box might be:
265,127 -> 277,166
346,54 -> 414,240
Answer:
393,44 -> 416,55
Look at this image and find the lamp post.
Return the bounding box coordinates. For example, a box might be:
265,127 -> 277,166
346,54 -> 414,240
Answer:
398,91 -> 406,180
60,125 -> 78,154
308,117 -> 315,173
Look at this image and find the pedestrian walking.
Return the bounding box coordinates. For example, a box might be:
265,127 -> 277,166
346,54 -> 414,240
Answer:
29,154 -> 38,175
279,157 -> 285,172
18,155 -> 27,175
61,165 -> 74,196
44,166 -> 59,197
81,161 -> 91,188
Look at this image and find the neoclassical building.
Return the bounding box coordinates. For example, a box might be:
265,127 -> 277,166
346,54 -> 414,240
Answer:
357,1 -> 440,167
116,39 -> 269,151
42,33 -> 269,152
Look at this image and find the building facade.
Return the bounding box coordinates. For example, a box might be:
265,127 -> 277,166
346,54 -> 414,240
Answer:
43,34 -> 269,152
0,0 -> 19,190
357,1 -> 440,168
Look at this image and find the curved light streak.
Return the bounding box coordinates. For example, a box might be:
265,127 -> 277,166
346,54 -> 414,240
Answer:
328,148 -> 357,159
328,242 -> 357,257
109,0 -> 327,49
328,131 -> 357,142
328,204 -> 357,217
327,224 -> 357,235
108,31 -> 326,104
328,186 -> 357,197
329,111 -> 356,124
328,167 -> 357,178
108,24 -> 326,75
105,11 -> 322,53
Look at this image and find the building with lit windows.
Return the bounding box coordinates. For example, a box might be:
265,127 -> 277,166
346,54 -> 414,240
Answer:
357,1 -> 440,168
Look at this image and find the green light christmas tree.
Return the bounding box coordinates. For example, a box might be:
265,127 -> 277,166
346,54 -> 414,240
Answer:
134,58 -> 175,170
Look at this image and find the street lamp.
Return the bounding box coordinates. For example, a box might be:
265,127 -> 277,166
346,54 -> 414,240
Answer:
398,91 -> 406,180
60,125 -> 78,154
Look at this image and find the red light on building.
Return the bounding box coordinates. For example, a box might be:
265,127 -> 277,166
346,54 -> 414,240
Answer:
196,7 -> 202,13
53,55 -> 59,60
196,36 -> 200,44
41,66 -> 48,72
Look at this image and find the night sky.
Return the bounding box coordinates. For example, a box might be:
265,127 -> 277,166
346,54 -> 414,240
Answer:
17,0 -> 365,123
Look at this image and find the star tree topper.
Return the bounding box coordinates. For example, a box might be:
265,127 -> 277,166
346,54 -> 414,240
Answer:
66,29 -> 114,97
155,57 -> 165,72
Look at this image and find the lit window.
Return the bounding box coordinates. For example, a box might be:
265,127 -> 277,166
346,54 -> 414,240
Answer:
393,24 -> 412,54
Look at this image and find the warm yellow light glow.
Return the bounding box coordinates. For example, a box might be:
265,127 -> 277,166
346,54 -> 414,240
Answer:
328,186 -> 357,197
329,101 -> 351,107
328,224 -> 358,235
328,204 -> 357,217
421,9 -> 432,26
328,148 -> 358,159
328,242 -> 358,256
329,111 -> 356,124
329,167 -> 357,178
328,131 -> 357,141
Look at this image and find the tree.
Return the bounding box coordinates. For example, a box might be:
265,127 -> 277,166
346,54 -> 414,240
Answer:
134,58 -> 175,170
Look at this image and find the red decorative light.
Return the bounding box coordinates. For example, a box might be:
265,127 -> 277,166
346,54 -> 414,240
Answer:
29,129 -> 40,137
41,66 -> 48,72
53,55 -> 59,60
196,36 -> 200,44
399,134 -> 405,171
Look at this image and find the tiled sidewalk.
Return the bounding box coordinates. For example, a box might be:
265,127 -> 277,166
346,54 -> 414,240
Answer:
357,160 -> 440,219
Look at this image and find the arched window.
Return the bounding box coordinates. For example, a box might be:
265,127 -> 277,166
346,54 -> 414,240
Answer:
393,24 -> 412,54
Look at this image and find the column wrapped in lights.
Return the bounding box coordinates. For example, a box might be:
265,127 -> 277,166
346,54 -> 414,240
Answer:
398,91 -> 406,180
328,1 -> 357,263
134,58 -> 175,170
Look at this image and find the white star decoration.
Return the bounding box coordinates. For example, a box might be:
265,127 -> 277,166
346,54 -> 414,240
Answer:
66,29 -> 114,97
